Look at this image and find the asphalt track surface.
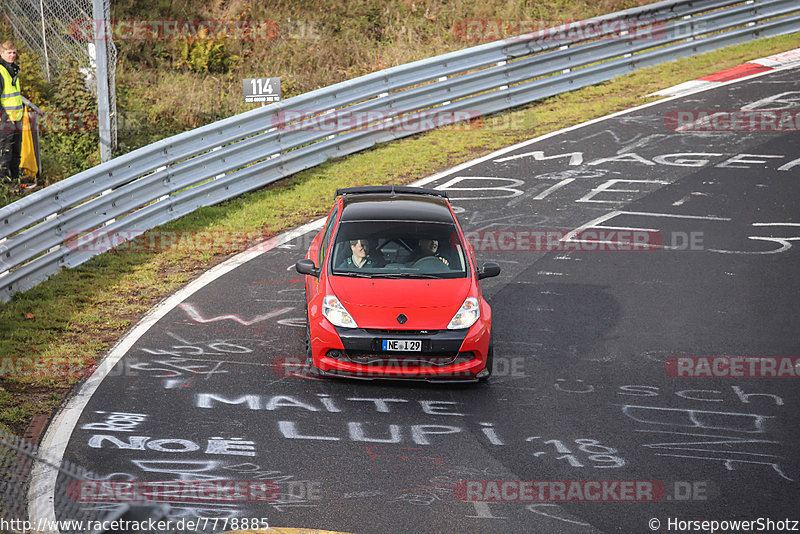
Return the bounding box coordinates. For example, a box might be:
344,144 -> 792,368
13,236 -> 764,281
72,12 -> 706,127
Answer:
43,67 -> 799,533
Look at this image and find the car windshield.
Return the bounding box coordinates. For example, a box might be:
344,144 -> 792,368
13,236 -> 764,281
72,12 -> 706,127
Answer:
330,221 -> 469,279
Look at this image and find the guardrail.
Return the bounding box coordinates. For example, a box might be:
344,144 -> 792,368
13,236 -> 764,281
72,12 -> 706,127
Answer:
1,0 -> 799,302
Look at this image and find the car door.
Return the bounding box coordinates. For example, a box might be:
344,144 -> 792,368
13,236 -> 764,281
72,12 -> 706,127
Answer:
306,204 -> 340,307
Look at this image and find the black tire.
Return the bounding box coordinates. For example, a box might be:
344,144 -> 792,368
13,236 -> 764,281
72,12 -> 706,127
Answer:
305,320 -> 312,359
479,334 -> 494,382
304,307 -> 321,377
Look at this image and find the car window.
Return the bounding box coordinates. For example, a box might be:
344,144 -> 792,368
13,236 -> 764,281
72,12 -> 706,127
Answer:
318,206 -> 339,270
330,220 -> 469,279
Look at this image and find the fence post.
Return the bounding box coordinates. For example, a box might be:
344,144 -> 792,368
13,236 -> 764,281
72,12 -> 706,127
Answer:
38,0 -> 51,81
92,0 -> 112,162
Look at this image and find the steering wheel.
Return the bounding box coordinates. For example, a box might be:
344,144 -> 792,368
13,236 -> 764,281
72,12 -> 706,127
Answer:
413,255 -> 449,271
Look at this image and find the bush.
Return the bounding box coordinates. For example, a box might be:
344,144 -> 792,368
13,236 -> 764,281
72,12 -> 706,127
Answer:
176,30 -> 239,74
39,66 -> 100,184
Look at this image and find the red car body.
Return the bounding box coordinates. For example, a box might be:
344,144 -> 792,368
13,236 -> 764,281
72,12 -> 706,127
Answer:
296,186 -> 500,382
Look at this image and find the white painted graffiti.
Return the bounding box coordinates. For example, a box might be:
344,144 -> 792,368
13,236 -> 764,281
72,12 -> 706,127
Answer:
130,357 -> 229,379
94,460 -> 317,514
619,404 -> 793,481
434,176 -> 526,200
526,503 -> 592,527
342,490 -> 386,499
466,502 -> 508,520
143,342 -> 254,356
562,210 -> 800,254
194,393 -> 513,446
492,149 -> 800,171
741,91 -> 800,111
132,340 -> 263,384
80,411 -> 148,433
87,435 -> 256,456
708,222 -> 800,255
575,179 -> 669,204
195,394 -> 466,415
524,437 -> 626,468
277,421 -> 466,445
221,462 -> 321,511
178,303 -> 293,326
620,405 -> 772,434
81,501 -> 243,523
555,381 -> 785,407
551,380 -> 792,480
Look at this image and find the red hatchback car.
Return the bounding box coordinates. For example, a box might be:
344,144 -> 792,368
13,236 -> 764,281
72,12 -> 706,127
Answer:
296,186 -> 500,382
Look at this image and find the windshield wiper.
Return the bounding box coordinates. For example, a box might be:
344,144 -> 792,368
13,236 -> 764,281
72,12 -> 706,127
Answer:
377,273 -> 441,279
333,271 -> 374,278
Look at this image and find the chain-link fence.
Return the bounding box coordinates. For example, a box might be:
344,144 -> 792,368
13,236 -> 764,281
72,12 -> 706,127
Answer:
1,428 -> 115,533
4,0 -> 118,150
0,429 -> 181,534
1,428 -> 262,533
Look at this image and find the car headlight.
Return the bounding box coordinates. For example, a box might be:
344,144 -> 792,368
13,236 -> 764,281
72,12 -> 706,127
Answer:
447,297 -> 480,330
323,295 -> 358,328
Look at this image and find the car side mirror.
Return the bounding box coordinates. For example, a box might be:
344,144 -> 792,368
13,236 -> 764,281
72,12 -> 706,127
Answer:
296,259 -> 319,277
478,262 -> 500,280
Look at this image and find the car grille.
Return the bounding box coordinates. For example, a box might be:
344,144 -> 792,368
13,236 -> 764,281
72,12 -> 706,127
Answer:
330,350 -> 475,367
363,329 -> 442,335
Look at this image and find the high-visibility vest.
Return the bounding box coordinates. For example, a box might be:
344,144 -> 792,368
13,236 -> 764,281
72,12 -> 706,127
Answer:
0,64 -> 23,122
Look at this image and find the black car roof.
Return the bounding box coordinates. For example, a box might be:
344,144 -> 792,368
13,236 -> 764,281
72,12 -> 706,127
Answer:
339,193 -> 455,223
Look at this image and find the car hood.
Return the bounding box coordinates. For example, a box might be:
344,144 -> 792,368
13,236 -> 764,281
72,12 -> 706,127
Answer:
328,276 -> 472,330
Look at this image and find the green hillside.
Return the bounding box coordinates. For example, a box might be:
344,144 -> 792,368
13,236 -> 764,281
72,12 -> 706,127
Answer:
2,0 -> 653,195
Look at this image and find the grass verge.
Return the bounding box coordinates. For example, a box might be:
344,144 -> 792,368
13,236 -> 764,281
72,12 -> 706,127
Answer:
0,33 -> 798,435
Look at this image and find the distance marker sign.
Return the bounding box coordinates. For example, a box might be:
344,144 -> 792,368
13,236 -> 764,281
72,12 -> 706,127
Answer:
243,77 -> 281,103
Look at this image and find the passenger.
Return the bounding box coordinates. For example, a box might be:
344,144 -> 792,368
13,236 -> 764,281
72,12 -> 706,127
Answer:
339,239 -> 375,269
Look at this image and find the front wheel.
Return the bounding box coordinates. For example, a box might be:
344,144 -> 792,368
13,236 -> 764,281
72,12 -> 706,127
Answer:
304,307 -> 321,377
479,334 -> 494,382
305,320 -> 312,358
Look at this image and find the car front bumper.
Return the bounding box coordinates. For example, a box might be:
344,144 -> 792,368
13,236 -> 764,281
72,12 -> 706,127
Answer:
308,319 -> 491,380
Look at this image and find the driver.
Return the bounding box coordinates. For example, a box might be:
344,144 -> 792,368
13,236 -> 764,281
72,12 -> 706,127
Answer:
339,239 -> 375,269
408,238 -> 449,266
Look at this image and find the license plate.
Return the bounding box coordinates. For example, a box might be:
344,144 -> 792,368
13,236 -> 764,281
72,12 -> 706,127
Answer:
382,339 -> 422,352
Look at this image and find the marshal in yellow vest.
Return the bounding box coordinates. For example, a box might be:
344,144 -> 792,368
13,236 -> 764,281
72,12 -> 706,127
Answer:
0,63 -> 23,122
